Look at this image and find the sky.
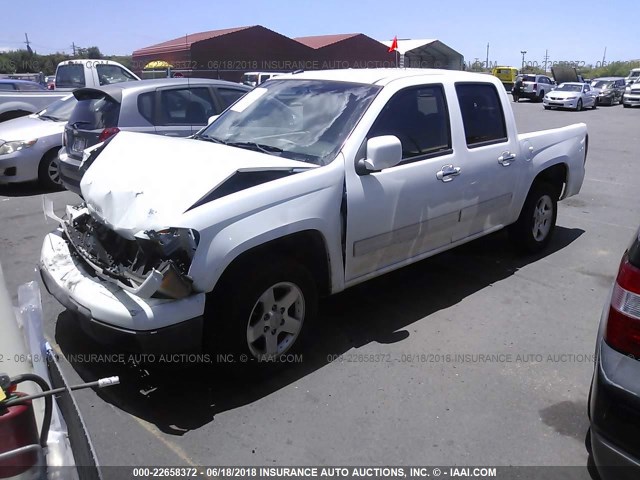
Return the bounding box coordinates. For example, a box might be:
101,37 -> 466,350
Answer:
2,0 -> 637,68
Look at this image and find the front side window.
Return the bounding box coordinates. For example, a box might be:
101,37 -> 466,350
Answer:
200,79 -> 381,166
368,85 -> 451,161
456,83 -> 507,148
96,65 -> 137,86
56,64 -> 86,89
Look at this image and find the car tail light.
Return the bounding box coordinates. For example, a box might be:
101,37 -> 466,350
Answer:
605,254 -> 640,358
98,127 -> 120,142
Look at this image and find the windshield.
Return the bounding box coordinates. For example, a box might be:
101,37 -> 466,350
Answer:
37,95 -> 77,121
592,81 -> 613,89
199,79 -> 381,166
68,95 -> 120,130
557,84 -> 582,92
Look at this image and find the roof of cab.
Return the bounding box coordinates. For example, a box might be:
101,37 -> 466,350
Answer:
277,68 -> 497,86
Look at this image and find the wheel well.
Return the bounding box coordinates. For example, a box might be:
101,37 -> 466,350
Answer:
0,110 -> 31,123
217,230 -> 332,297
41,146 -> 61,163
533,163 -> 567,199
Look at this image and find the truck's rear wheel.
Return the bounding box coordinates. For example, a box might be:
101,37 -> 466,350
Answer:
205,258 -> 317,365
508,182 -> 558,254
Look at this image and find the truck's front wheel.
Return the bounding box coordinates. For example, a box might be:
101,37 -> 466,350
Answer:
205,259 -> 317,364
508,182 -> 558,254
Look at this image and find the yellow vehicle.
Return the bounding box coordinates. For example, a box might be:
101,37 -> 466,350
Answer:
492,66 -> 519,91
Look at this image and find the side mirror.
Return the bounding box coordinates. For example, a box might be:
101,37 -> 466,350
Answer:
357,135 -> 402,174
207,115 -> 219,125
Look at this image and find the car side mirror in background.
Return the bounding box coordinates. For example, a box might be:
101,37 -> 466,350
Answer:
207,115 -> 219,125
357,135 -> 402,175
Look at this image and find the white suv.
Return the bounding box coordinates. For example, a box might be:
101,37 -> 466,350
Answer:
512,74 -> 555,102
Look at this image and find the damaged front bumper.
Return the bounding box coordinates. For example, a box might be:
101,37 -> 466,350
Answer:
39,205 -> 206,353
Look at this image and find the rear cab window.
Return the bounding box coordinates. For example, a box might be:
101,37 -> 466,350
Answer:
56,64 -> 86,89
456,83 -> 508,148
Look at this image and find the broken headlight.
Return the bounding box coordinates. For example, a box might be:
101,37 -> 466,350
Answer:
135,227 -> 200,299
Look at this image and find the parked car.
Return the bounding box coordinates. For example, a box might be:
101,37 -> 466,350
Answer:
241,71 -> 286,87
591,77 -> 626,106
0,95 -> 76,188
0,79 -> 46,92
589,227 -> 640,479
491,66 -> 519,91
59,78 -> 251,194
543,82 -> 598,111
512,74 -> 555,102
45,76 -> 56,90
625,67 -> 640,86
40,69 -> 588,362
54,59 -> 139,92
0,60 -> 139,123
623,80 -> 640,108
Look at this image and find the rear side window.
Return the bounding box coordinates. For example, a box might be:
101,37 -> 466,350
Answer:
456,83 -> 507,148
96,65 -> 137,86
68,96 -> 120,130
217,88 -> 247,109
159,87 -> 215,125
56,64 -> 86,89
0,83 -> 14,91
137,91 -> 155,124
17,82 -> 44,91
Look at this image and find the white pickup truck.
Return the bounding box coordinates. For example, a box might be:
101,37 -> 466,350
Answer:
40,69 -> 588,362
0,59 -> 138,122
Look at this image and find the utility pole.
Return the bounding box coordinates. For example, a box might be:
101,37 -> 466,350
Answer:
486,42 -> 490,70
71,42 -> 77,56
24,33 -> 33,54
602,47 -> 607,66
520,50 -> 527,70
543,49 -> 550,73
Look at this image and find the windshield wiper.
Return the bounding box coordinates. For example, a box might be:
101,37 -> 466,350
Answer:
193,134 -> 228,145
226,141 -> 283,155
39,114 -> 62,122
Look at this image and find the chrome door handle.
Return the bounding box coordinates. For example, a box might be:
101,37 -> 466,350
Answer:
436,164 -> 461,182
498,151 -> 517,166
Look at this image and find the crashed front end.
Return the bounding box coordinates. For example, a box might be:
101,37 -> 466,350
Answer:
39,203 -> 206,352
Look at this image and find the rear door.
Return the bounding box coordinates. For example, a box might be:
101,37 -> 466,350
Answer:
452,82 -> 525,240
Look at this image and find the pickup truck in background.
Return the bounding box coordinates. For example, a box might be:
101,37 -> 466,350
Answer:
0,59 -> 139,122
40,69 -> 588,364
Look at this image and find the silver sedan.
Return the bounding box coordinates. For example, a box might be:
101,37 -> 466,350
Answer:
0,95 -> 76,188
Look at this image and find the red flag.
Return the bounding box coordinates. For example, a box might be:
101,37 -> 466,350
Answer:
388,36 -> 398,53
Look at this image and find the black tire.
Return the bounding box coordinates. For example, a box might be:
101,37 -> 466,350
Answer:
544,105 -> 551,110
204,257 -> 318,367
37,150 -> 63,190
537,90 -> 545,102
508,182 -> 558,254
576,99 -> 583,111
623,103 -> 629,108
592,98 -> 598,110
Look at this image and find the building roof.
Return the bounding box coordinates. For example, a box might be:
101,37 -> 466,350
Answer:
294,33 -> 360,49
133,26 -> 254,56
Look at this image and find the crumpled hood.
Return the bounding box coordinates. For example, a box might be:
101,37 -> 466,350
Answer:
81,131 -> 313,238
0,115 -> 65,142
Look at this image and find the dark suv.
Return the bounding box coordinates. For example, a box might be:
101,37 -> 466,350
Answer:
59,78 -> 250,195
591,77 -> 626,106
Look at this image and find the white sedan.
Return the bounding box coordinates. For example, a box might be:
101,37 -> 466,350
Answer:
543,82 -> 598,111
